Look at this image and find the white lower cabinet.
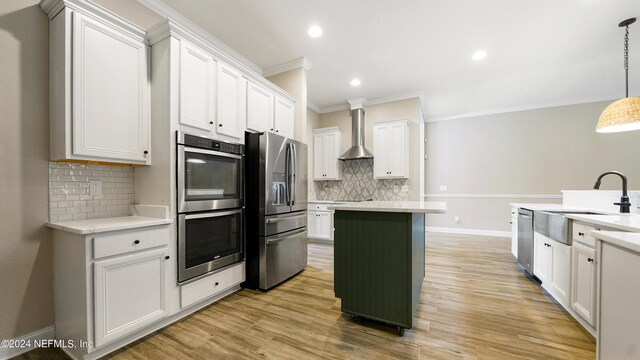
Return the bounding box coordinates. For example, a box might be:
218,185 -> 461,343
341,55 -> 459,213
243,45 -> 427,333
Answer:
533,232 -> 571,305
180,262 -> 245,308
52,225 -> 171,359
308,211 -> 332,240
94,248 -> 168,347
571,242 -> 597,328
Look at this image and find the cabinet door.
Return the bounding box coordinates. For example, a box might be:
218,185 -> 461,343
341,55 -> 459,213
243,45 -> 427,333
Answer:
373,125 -> 389,178
324,132 -> 340,180
274,97 -> 295,139
572,243 -> 596,327
313,134 -> 325,180
511,213 -> 518,258
94,248 -> 168,347
180,41 -> 215,131
72,12 -> 149,164
388,123 -> 407,177
308,211 -> 319,238
246,82 -> 274,133
550,240 -> 572,305
318,212 -> 332,240
533,234 -> 550,284
216,63 -> 244,138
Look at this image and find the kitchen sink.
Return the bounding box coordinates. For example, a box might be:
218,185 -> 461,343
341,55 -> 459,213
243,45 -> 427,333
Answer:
533,210 -> 603,245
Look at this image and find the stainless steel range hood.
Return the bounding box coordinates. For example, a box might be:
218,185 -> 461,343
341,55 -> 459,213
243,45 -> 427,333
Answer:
339,107 -> 373,160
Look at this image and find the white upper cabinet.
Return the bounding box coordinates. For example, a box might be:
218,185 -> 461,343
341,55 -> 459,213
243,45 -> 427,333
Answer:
274,96 -> 295,139
49,8 -> 150,165
313,127 -> 343,181
216,63 -> 245,139
179,41 -> 215,131
246,82 -> 295,139
246,81 -> 274,133
373,120 -> 409,179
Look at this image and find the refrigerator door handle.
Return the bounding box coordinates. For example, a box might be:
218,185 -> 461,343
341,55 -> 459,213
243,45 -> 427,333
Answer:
291,143 -> 297,205
285,143 -> 294,206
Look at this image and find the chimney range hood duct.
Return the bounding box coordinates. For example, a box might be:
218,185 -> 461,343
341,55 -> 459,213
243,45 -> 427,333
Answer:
339,108 -> 374,160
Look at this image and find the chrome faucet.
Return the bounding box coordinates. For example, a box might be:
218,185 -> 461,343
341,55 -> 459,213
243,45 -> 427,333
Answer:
593,171 -> 631,213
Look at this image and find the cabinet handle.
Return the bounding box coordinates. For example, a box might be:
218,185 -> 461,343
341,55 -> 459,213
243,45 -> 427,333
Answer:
219,124 -> 223,127
578,232 -> 584,236
270,128 -> 274,131
214,282 -> 219,286
510,221 -> 512,224
210,121 -> 214,124
134,240 -> 140,244
165,256 -> 170,260
587,258 -> 594,262
143,150 -> 148,155
275,130 -> 279,133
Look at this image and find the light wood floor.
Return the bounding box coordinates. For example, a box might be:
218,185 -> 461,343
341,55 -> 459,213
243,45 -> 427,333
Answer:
16,234 -> 595,359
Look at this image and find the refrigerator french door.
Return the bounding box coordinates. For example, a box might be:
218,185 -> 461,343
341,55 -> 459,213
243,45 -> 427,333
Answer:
245,132 -> 308,290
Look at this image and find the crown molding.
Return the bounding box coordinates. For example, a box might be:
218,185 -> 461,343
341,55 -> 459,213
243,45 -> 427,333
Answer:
146,19 -> 294,102
40,0 -> 147,42
426,96 -> 617,123
137,0 -> 262,75
307,102 -> 321,113
318,104 -> 350,114
263,57 -> 313,77
317,92 -> 424,114
347,98 -> 367,110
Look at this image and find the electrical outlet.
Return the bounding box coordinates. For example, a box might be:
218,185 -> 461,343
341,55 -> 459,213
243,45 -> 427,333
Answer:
439,185 -> 448,191
454,216 -> 461,223
90,181 -> 102,196
401,185 -> 409,192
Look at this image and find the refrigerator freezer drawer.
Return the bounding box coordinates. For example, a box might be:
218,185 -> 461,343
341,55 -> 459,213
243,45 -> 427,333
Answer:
261,211 -> 307,236
260,227 -> 308,289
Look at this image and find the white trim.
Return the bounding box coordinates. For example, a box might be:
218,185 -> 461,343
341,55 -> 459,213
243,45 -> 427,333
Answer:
426,226 -> 510,238
263,57 -> 312,77
347,98 -> 367,110
372,118 -> 409,126
312,126 -> 340,134
307,102 -> 321,114
421,193 -> 562,199
317,92 -> 426,115
318,104 -> 350,114
146,19 -> 294,103
426,96 -> 616,123
137,0 -> 262,75
0,326 -> 56,360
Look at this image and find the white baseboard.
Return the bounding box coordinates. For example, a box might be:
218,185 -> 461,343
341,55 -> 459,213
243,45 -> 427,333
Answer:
426,226 -> 510,238
0,326 -> 55,360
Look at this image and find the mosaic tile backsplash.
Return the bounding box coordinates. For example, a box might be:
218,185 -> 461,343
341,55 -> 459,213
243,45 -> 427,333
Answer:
312,159 -> 409,201
49,162 -> 134,222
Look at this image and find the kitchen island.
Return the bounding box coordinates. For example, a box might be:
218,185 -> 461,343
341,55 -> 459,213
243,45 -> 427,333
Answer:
328,201 -> 446,335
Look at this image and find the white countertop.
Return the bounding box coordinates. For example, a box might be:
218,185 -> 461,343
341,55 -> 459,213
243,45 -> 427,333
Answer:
510,203 -> 588,212
591,231 -> 640,254
328,201 -> 447,213
566,214 -> 640,233
308,200 -> 348,204
47,216 -> 173,235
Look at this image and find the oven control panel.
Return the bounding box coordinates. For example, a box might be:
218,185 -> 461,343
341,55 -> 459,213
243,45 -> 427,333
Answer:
179,132 -> 244,155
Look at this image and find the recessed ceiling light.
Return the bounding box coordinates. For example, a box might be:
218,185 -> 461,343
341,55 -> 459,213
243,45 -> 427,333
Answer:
350,78 -> 361,87
308,25 -> 323,38
472,50 -> 487,61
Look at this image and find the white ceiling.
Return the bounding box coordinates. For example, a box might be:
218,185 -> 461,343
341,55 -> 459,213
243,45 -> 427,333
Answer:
143,0 -> 640,120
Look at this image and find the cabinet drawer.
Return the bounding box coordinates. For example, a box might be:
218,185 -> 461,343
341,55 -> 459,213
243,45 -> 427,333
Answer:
573,222 -> 600,247
93,226 -> 170,259
180,262 -> 245,308
309,203 -> 330,211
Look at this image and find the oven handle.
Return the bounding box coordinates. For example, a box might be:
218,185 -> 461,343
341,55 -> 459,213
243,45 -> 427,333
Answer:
266,213 -> 306,223
184,208 -> 243,220
266,228 -> 306,245
183,146 -> 243,160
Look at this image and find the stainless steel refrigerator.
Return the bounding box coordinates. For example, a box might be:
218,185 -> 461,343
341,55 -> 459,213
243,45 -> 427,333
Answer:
244,131 -> 308,290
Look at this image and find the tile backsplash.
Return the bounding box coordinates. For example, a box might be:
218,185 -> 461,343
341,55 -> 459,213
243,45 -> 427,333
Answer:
49,162 -> 134,222
312,159 -> 409,201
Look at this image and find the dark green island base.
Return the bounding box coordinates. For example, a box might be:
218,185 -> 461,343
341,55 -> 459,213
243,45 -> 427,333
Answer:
334,210 -> 426,336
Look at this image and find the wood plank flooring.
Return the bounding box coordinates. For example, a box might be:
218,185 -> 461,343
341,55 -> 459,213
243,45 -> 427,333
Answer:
15,233 -> 595,359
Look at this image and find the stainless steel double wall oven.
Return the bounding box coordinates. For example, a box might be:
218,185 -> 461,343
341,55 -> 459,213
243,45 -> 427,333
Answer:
176,131 -> 245,283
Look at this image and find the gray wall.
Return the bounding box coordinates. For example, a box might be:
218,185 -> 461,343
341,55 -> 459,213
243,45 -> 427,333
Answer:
425,101 -> 640,232
0,0 -> 53,340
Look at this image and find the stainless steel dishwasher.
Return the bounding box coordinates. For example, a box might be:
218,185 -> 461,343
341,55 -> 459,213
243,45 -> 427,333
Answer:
517,208 -> 534,275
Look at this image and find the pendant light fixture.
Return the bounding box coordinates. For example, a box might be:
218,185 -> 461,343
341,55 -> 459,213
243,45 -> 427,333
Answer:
596,18 -> 640,133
